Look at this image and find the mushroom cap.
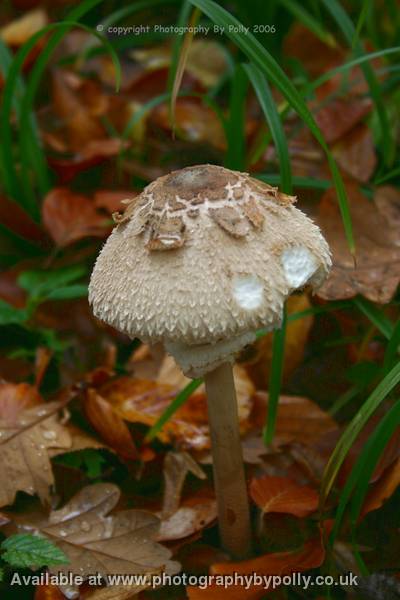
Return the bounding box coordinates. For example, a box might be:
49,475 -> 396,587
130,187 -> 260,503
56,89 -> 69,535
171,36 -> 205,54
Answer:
89,165 -> 331,371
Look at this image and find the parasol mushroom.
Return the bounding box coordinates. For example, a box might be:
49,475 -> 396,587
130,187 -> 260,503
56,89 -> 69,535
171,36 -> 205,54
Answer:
88,164 -> 331,558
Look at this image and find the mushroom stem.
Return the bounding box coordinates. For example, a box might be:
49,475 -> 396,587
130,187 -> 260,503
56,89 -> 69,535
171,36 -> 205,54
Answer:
204,362 -> 252,558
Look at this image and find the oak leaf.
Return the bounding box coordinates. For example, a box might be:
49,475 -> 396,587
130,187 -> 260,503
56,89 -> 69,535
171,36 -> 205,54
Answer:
0,385 -> 71,507
249,476 -> 319,517
18,483 -> 179,596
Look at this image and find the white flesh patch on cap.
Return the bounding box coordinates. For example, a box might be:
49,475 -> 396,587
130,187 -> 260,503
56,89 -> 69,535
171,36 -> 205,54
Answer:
281,246 -> 318,288
233,274 -> 264,310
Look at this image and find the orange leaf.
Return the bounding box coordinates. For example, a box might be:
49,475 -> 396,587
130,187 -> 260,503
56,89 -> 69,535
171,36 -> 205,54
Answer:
42,188 -> 109,247
249,476 -> 319,517
34,584 -> 65,600
84,389 -> 138,460
0,381 -> 42,421
188,536 -> 325,599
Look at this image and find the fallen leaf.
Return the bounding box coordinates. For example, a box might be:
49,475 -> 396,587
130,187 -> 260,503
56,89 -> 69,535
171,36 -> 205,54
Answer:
249,476 -> 319,517
42,188 -> 109,247
51,70 -> 106,152
250,392 -> 338,446
151,98 -> 226,149
333,124 -> 377,183
35,347 -> 53,388
99,371 -> 253,451
314,97 -> 372,144
0,393 -> 71,507
18,483 -> 179,596
0,382 -> 42,419
0,8 -> 48,46
34,583 -> 65,600
317,185 -> 400,303
84,389 -> 138,461
83,584 -> 149,600
131,39 -> 228,88
187,536 -> 325,599
157,500 -> 217,542
161,451 -> 206,517
361,457 -> 400,517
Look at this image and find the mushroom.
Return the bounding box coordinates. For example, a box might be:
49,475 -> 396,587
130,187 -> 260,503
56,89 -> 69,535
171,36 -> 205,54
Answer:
89,164 -> 331,558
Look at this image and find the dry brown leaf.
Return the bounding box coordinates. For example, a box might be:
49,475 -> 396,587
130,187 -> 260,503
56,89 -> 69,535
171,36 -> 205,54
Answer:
161,451 -> 205,517
0,381 -> 42,419
0,397 -> 71,507
317,185 -> 400,303
18,483 -> 179,596
361,457 -> 400,517
42,188 -> 109,247
187,535 -> 325,599
151,98 -> 226,149
240,294 -> 313,389
131,39 -> 228,88
34,583 -> 66,600
249,475 -> 319,517
314,97 -> 372,144
51,70 -> 106,152
251,392 -> 338,447
97,372 -> 252,452
82,583 -> 149,600
157,500 -> 217,542
84,389 -> 138,460
333,124 -> 377,183
0,8 -> 48,46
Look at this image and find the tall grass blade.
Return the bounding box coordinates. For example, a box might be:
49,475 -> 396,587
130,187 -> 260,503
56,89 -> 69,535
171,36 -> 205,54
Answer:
264,305 -> 287,445
321,0 -> 394,166
145,379 -> 203,442
321,361 -> 400,505
189,0 -> 355,254
244,63 -> 292,194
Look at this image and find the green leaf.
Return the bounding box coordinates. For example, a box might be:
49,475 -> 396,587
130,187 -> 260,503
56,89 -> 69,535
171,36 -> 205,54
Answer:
18,266 -> 87,301
1,534 -> 68,568
0,300 -> 29,326
46,284 -> 88,301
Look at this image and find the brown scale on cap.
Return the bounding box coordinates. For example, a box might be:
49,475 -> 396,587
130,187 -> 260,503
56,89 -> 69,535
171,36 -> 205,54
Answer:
112,164 -> 296,251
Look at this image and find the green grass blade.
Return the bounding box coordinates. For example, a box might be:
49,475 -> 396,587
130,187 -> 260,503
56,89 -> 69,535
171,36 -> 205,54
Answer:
264,305 -> 287,445
280,0 -> 336,47
321,361 -> 400,505
167,0 -> 192,93
244,63 -> 292,194
383,318 -> 400,372
330,398 -> 400,545
145,379 -> 203,442
321,0 -> 394,166
353,296 -> 394,340
189,0 -> 355,254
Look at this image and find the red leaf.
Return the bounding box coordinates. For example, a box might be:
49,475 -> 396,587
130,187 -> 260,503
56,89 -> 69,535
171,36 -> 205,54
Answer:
249,476 -> 319,517
314,97 -> 372,144
42,188 -> 109,247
